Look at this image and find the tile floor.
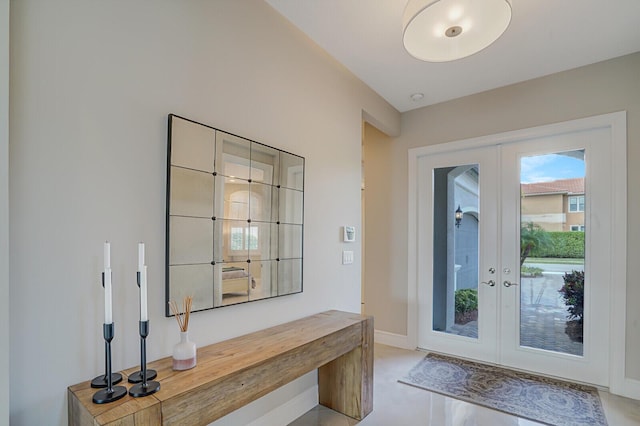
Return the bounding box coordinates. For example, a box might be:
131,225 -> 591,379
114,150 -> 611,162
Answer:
289,344 -> 640,426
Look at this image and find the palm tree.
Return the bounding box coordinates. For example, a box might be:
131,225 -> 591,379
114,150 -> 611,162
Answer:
520,222 -> 551,266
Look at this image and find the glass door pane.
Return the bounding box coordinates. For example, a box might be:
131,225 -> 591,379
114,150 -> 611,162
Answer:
519,150 -> 585,356
432,164 -> 480,339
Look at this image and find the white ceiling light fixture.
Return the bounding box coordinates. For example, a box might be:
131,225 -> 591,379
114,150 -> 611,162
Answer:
403,0 -> 512,62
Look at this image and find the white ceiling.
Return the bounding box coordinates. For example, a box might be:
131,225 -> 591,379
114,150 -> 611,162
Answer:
266,0 -> 640,112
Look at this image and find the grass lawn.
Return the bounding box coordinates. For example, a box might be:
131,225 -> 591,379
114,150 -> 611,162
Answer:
525,257 -> 585,265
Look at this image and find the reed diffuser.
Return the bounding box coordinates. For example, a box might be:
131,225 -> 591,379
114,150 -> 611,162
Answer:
169,296 -> 196,370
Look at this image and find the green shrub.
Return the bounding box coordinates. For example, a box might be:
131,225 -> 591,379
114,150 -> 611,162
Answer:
455,289 -> 478,314
530,232 -> 585,258
558,270 -> 584,323
521,222 -> 552,265
521,266 -> 543,277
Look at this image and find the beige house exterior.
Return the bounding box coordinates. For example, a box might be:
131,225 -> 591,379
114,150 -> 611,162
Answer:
521,178 -> 585,232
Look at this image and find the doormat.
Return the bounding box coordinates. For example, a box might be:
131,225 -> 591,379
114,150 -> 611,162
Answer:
399,353 -> 607,426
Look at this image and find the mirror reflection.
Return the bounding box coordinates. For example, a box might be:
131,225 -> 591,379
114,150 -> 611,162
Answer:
166,115 -> 304,315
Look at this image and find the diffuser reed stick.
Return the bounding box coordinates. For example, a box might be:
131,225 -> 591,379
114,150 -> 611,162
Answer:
169,296 -> 193,332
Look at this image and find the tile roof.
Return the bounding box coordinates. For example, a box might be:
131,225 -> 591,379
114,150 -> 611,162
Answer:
521,178 -> 584,195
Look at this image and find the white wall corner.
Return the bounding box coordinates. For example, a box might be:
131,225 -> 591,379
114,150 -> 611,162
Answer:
608,110 -> 629,399
374,329 -> 413,350
1,0 -> 10,424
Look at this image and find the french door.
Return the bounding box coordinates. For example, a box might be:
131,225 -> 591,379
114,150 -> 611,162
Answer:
414,121 -> 616,386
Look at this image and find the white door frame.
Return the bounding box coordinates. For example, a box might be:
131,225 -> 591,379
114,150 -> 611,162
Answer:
499,129 -> 609,385
407,111 -> 631,397
415,146 -> 500,363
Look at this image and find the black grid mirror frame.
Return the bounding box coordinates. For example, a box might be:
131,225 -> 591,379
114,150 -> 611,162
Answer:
165,114 -> 304,316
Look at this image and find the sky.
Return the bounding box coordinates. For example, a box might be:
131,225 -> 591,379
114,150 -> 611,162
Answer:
520,150 -> 585,184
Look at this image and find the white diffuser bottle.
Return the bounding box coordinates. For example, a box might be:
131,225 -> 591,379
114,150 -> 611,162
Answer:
172,331 -> 196,370
169,296 -> 196,371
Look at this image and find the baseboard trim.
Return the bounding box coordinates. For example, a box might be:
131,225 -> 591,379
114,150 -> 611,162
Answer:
246,385 -> 318,426
614,377 -> 640,400
374,330 -> 413,349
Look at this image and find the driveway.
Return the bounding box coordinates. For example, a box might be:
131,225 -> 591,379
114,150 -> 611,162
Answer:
523,262 -> 584,274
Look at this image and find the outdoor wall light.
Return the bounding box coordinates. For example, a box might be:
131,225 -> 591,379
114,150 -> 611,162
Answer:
455,205 -> 463,228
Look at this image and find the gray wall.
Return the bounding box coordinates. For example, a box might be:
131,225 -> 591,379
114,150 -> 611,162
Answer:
1,0 -> 9,423
8,1 -> 399,424
431,167 -> 453,331
368,52 -> 640,379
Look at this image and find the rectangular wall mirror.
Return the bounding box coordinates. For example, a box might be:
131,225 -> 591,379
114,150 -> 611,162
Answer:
166,114 -> 304,315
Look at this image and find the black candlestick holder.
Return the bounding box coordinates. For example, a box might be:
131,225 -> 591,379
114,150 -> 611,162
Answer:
129,270 -> 160,397
129,271 -> 158,384
91,271 -> 123,389
90,351 -> 123,388
128,317 -> 157,383
92,323 -> 127,404
129,320 -> 160,397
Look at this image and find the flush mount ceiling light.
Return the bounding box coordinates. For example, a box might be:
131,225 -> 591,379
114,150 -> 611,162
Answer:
403,0 -> 512,62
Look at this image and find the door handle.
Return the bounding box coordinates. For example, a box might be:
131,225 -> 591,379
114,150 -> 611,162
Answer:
481,280 -> 496,287
503,280 -> 519,287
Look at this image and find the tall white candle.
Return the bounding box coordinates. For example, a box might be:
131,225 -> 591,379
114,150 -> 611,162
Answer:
104,268 -> 113,324
140,266 -> 148,321
103,242 -> 113,324
138,243 -> 148,321
138,242 -> 144,273
104,241 -> 111,269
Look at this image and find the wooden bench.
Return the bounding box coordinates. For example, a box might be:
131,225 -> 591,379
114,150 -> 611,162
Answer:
68,310 -> 373,425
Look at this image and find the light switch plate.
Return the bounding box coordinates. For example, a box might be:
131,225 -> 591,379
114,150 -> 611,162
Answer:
342,250 -> 354,265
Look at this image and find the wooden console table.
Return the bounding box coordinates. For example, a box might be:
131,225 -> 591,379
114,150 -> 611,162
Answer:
68,310 -> 373,425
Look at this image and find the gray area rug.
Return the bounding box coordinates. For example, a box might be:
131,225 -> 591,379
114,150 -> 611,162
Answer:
399,353 -> 607,426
